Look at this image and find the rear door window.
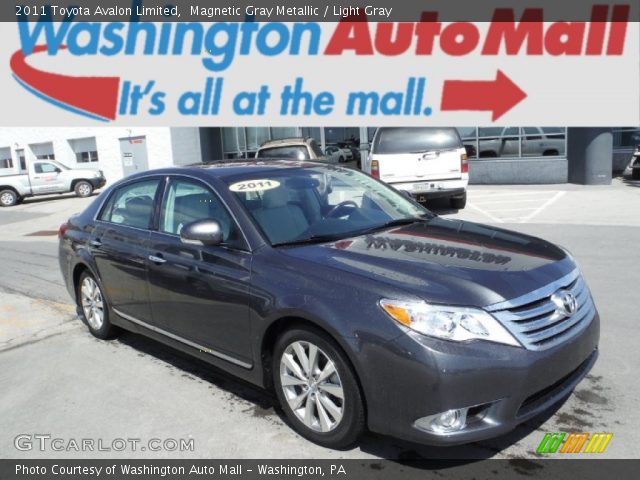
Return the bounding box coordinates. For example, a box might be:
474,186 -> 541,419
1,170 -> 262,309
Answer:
99,180 -> 160,229
373,128 -> 462,154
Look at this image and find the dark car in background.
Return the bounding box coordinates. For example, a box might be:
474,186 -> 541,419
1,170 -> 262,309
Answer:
623,144 -> 640,180
59,161 -> 599,448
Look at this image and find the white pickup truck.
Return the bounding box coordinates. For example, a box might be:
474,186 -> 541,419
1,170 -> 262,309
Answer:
0,160 -> 106,207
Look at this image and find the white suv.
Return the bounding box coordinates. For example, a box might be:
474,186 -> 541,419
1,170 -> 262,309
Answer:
363,128 -> 468,209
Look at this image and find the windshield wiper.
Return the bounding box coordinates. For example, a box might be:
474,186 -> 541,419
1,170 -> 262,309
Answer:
272,233 -> 347,248
354,217 -> 428,235
365,217 -> 428,232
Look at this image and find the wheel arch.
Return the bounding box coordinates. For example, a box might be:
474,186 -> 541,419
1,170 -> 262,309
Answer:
71,259 -> 102,300
72,262 -> 90,294
70,178 -> 93,191
260,315 -> 368,417
0,186 -> 21,199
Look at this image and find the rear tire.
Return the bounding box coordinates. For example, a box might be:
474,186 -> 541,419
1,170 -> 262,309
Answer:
0,189 -> 18,207
273,327 -> 365,449
77,271 -> 117,339
632,169 -> 640,180
74,181 -> 93,198
450,192 -> 467,210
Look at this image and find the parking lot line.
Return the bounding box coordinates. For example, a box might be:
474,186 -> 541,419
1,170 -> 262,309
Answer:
466,189 -> 567,224
520,191 -> 566,223
473,198 -> 547,206
466,202 -> 505,223
471,191 -> 556,199
486,207 -> 541,213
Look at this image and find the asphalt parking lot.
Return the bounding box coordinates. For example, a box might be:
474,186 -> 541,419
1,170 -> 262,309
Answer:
1,178 -> 639,460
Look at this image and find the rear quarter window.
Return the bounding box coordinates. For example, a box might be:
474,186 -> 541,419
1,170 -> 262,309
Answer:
373,128 -> 462,154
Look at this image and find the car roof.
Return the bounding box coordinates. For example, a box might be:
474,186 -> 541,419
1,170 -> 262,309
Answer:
257,137 -> 313,148
123,160 -> 329,182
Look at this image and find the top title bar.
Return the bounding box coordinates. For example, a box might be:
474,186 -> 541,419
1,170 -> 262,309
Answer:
6,0 -> 640,22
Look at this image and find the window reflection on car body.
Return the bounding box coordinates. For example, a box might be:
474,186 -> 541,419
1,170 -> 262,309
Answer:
272,217 -> 429,248
272,233 -> 350,247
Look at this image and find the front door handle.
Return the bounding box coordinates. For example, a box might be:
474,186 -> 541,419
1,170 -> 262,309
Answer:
148,254 -> 167,264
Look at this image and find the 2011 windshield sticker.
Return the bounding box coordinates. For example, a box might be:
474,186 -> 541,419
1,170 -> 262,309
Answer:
229,180 -> 281,192
9,3 -> 633,123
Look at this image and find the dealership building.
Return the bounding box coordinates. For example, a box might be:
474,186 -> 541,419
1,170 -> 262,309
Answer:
0,127 -> 637,186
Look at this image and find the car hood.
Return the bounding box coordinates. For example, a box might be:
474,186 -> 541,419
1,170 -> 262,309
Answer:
280,217 -> 575,307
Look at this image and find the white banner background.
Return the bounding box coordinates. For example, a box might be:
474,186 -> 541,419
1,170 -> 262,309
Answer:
1,21 -> 638,126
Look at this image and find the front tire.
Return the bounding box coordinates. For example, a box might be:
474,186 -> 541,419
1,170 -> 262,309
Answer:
77,271 -> 117,339
74,181 -> 93,198
273,327 -> 365,449
0,189 -> 19,207
450,192 -> 467,209
633,169 -> 640,180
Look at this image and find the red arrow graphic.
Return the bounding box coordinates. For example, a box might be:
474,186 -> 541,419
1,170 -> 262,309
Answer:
10,45 -> 120,121
441,70 -> 527,122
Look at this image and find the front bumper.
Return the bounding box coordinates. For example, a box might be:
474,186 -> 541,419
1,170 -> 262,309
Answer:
90,176 -> 107,189
358,311 -> 599,446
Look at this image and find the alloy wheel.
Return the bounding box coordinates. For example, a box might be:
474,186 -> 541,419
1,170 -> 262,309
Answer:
80,276 -> 104,330
77,183 -> 91,196
0,192 -> 15,206
279,341 -> 345,433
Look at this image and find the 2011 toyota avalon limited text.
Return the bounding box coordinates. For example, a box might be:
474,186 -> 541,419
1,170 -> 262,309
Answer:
58,161 -> 599,448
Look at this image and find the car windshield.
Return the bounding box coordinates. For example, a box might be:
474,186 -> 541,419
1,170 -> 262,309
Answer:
256,146 -> 310,160
373,127 -> 462,154
226,166 -> 431,246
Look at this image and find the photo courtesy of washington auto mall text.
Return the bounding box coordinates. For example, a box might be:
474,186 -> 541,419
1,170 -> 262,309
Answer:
0,0 -> 639,479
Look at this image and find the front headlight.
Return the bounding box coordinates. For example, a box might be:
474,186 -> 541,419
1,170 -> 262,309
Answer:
379,299 -> 520,346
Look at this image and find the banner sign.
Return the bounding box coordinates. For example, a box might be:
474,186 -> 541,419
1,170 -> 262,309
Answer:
1,0 -> 638,126
2,459 -> 640,480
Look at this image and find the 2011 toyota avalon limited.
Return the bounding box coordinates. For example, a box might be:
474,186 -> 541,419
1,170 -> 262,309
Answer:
58,161 -> 599,449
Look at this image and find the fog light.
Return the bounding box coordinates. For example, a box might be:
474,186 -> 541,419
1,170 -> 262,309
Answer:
414,408 -> 468,434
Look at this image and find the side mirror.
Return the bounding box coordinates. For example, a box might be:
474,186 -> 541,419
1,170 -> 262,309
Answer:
399,189 -> 413,199
180,219 -> 223,246
54,167 -> 62,173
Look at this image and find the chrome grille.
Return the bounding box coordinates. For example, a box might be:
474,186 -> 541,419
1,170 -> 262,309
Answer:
486,270 -> 596,351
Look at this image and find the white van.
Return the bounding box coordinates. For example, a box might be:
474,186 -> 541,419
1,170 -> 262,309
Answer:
363,127 -> 468,209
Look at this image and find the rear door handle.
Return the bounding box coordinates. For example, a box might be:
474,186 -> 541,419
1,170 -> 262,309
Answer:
148,254 -> 167,264
89,239 -> 102,248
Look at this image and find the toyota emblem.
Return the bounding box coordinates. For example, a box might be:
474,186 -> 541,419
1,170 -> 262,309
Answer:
551,290 -> 578,317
